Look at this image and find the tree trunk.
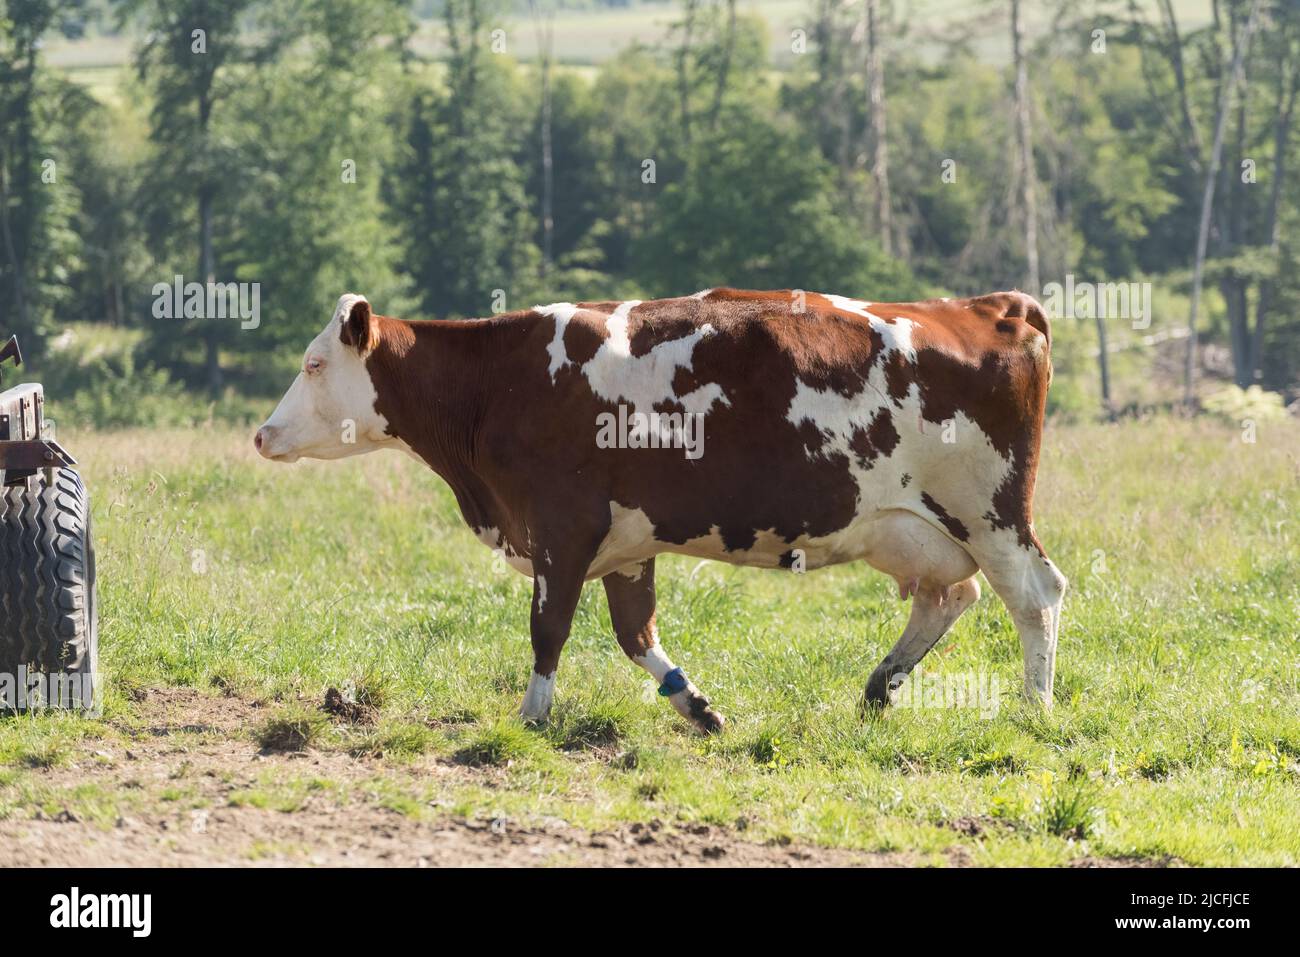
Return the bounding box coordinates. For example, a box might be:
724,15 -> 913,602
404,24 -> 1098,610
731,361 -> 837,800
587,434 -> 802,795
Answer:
1183,0 -> 1262,406
1222,2 -> 1254,388
0,21 -> 44,345
813,0 -> 837,159
676,0 -> 698,147
529,1 -> 555,277
1011,0 -> 1039,292
200,183 -> 221,396
111,218 -> 125,327
865,0 -> 892,255
0,152 -> 30,340
1094,314 -> 1113,418
707,0 -> 737,132
540,62 -> 553,278
1222,277 -> 1250,385
1250,42 -> 1299,383
1158,0 -> 1207,171
198,83 -> 222,397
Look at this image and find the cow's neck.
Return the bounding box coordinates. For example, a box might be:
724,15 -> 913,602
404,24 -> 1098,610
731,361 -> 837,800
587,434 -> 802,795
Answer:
369,318 -> 502,533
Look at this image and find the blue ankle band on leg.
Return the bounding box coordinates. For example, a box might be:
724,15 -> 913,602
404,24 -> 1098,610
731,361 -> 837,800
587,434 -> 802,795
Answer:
658,668 -> 688,697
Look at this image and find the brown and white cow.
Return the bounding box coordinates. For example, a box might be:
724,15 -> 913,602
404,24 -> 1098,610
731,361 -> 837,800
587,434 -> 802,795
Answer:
255,289 -> 1066,732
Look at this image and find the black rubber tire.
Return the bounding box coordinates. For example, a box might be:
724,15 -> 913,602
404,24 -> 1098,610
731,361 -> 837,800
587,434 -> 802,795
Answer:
0,468 -> 98,709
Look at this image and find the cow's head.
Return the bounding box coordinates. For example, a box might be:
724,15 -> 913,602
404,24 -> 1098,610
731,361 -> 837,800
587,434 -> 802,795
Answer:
254,294 -> 393,462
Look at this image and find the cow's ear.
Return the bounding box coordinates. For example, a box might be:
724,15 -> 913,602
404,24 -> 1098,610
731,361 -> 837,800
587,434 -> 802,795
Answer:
340,298 -> 379,354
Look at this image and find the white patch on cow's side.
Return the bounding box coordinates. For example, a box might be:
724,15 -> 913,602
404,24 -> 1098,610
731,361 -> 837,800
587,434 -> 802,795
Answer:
823,293 -> 919,361
680,525 -> 793,567
588,503 -> 658,579
535,302 -> 582,381
536,575 -> 548,611
538,300 -> 730,416
689,289 -> 713,300
600,299 -> 641,355
582,301 -> 729,416
520,671 -> 555,720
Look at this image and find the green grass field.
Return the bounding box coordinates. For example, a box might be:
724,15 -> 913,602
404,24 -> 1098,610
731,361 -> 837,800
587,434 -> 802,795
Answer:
2,415 -> 1296,865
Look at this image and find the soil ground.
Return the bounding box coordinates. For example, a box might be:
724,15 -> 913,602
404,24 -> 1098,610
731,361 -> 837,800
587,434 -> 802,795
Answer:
0,688 -> 943,867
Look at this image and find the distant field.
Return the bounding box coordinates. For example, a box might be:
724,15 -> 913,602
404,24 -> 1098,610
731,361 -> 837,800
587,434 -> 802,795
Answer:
46,0 -> 1217,84
1,416 -> 1295,865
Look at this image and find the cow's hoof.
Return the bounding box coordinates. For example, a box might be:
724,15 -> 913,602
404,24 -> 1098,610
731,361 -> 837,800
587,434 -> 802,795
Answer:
518,704 -> 552,727
862,669 -> 892,713
696,707 -> 728,738
859,690 -> 888,719
689,706 -> 726,735
671,692 -> 726,734
1020,687 -> 1054,711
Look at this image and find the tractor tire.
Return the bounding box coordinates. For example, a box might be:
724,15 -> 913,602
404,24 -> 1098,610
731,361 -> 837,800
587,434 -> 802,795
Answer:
0,468 -> 98,711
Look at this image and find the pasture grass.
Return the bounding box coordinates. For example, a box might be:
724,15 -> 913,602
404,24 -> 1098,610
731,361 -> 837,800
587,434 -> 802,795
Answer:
255,705 -> 330,753
1,415 -> 1297,865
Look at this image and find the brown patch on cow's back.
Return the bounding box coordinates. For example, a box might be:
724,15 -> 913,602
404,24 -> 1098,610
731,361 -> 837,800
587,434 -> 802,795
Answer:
574,299 -> 628,317
560,312 -> 605,367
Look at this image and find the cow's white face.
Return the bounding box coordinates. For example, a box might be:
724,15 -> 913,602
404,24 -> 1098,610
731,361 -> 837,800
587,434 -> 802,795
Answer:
255,294 -> 392,463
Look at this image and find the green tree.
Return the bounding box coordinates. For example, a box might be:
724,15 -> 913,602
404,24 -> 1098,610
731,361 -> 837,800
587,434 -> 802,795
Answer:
123,0 -> 265,393
58,81 -> 144,328
220,0 -> 413,369
632,100 -> 916,298
0,0 -> 70,350
385,0 -> 537,318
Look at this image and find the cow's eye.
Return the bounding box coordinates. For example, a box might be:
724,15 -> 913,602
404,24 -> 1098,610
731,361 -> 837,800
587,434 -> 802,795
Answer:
305,358 -> 324,375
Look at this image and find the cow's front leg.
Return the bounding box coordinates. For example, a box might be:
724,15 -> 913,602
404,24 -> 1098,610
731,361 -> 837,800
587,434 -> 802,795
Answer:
519,533 -> 602,723
603,559 -> 725,734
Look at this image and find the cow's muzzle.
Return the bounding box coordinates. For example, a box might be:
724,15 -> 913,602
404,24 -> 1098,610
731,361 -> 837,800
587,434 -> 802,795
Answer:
254,425 -> 294,461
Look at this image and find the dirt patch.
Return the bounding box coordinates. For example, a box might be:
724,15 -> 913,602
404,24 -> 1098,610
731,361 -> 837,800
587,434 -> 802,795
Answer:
321,687 -> 378,726
947,815 -> 994,837
0,687 -> 914,867
0,688 -> 1174,868
3,805 -> 917,868
131,685 -> 267,737
1069,855 -> 1182,868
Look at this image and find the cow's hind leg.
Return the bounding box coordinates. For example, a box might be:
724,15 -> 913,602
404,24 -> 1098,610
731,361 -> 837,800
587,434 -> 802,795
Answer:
972,541 -> 1067,707
860,510 -> 982,711
863,577 -> 981,710
602,558 -> 725,734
